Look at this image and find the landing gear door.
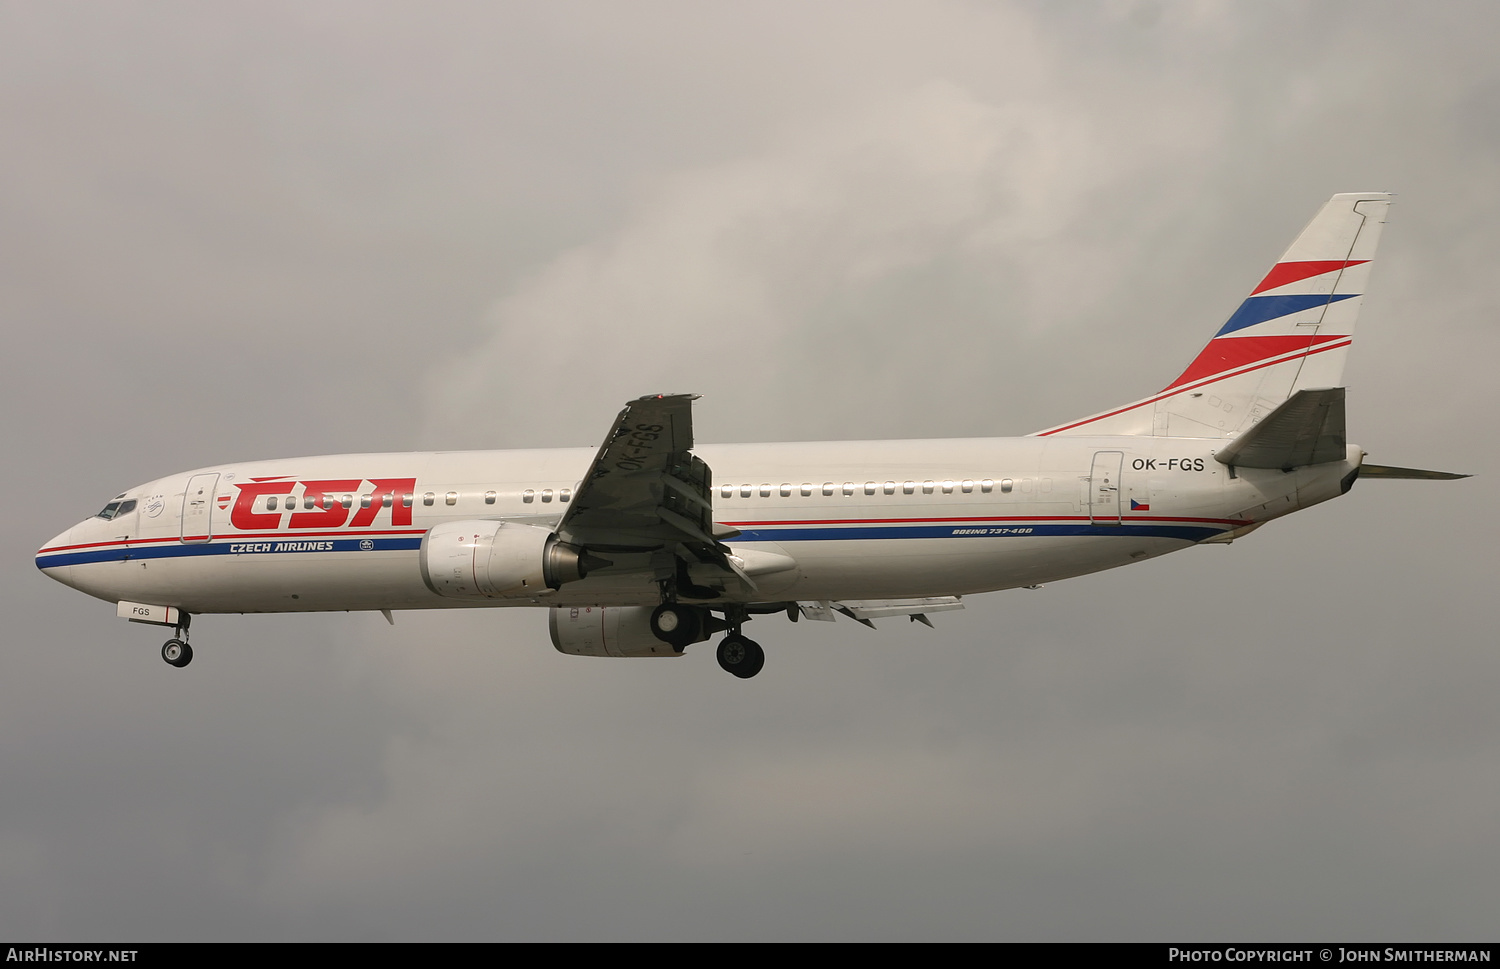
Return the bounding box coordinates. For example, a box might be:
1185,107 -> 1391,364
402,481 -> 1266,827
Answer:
1089,451 -> 1123,525
181,473 -> 219,544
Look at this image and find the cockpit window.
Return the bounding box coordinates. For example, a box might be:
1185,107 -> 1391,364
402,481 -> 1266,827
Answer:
95,496 -> 134,520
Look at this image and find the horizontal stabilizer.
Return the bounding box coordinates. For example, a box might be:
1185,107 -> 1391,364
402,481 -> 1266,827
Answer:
1357,464 -> 1470,481
1214,388 -> 1346,470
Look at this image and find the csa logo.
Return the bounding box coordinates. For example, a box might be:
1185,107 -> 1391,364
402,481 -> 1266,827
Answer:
228,476 -> 418,530
360,539 -> 374,551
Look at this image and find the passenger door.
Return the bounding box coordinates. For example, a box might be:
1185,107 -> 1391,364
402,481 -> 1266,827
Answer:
180,473 -> 219,544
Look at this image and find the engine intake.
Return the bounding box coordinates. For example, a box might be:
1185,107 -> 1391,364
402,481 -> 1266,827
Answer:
419,520 -> 594,599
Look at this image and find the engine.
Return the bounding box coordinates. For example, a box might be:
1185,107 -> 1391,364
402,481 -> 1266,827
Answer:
549,605 -> 704,657
419,520 -> 591,599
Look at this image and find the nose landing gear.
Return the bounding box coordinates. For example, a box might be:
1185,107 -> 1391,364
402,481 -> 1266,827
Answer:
161,639 -> 193,668
160,615 -> 193,668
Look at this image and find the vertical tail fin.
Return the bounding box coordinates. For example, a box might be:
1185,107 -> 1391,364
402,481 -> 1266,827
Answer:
1038,192 -> 1391,438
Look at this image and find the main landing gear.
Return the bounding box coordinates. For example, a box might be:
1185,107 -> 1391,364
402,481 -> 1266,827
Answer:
161,615 -> 193,668
648,589 -> 768,679
649,603 -> 704,652
715,635 -> 764,679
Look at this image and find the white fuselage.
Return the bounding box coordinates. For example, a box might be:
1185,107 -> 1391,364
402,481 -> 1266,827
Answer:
36,435 -> 1358,615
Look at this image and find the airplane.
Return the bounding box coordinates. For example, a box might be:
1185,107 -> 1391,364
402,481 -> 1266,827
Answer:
35,192 -> 1467,678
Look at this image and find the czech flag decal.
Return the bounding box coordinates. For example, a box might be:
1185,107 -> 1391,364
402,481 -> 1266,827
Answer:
1130,499 -> 1150,512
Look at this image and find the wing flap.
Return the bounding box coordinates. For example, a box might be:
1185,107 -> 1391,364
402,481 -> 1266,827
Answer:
797,597 -> 964,626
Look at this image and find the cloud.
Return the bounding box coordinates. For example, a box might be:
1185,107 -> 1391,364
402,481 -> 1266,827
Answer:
421,78 -> 1173,448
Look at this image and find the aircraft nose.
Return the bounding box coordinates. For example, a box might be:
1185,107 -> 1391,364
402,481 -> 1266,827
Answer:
36,525 -> 80,587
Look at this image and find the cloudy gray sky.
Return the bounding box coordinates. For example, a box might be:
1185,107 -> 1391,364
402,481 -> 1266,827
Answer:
4,0 -> 1498,941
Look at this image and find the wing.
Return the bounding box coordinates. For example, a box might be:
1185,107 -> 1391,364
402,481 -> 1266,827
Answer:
557,394 -> 748,596
558,394 -> 713,549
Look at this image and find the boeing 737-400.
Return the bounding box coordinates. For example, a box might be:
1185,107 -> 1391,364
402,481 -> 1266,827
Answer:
35,192 -> 1466,677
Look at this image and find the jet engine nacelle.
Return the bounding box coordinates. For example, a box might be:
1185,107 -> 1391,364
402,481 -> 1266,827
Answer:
549,605 -> 703,657
420,520 -> 589,599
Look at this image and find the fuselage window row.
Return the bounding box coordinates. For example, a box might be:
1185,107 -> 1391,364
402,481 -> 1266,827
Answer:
256,486 -> 579,511
714,478 -> 999,498
256,478 -> 1016,514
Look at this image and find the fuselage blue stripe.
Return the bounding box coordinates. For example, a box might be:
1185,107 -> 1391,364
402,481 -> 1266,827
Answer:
36,536 -> 424,569
37,521 -> 1223,570
731,523 -> 1222,542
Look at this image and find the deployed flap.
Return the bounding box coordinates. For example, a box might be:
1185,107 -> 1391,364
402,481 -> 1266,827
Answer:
1357,464 -> 1470,481
1214,387 -> 1346,470
799,597 -> 964,626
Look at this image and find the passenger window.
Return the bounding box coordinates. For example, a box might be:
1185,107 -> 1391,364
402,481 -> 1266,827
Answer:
903,481 -> 915,494
942,481 -> 954,494
342,495 -> 354,509
981,479 -> 993,494
267,496 -> 279,511
961,480 -> 973,493
741,485 -> 752,498
823,483 -> 835,496
541,490 -> 554,502
922,481 -> 934,494
1041,477 -> 1053,493
423,493 -> 435,506
1000,479 -> 1013,494
402,494 -> 414,508
382,494 -> 393,508
444,492 -> 457,506
864,482 -> 876,495
843,482 -> 854,496
884,481 -> 896,495
523,490 -> 534,503
1020,478 -> 1033,493
721,484 -> 733,499
484,491 -> 497,505
801,484 -> 812,496
360,495 -> 372,509
779,484 -> 791,497
760,484 -> 771,497
559,488 -> 571,503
